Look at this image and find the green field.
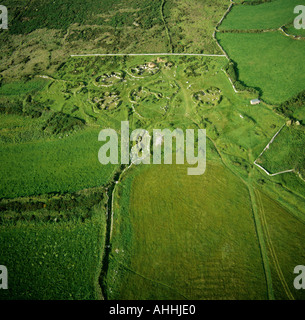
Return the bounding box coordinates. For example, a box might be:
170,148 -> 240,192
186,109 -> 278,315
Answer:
108,162 -> 267,300
217,0 -> 305,104
217,32 -> 305,104
0,188 -> 107,300
2,54 -> 305,300
107,160 -> 305,300
258,125 -> 305,177
256,190 -> 305,300
220,0 -> 301,30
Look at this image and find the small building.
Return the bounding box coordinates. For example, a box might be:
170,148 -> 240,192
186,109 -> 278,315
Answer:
250,99 -> 261,105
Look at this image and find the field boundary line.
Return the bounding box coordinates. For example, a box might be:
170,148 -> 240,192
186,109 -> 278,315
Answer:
70,53 -> 226,57
248,184 -> 275,300
213,0 -> 234,60
279,26 -> 305,41
109,163 -> 133,241
221,67 -> 239,93
254,124 -> 295,177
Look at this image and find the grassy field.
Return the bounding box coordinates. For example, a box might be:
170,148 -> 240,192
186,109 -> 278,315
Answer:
0,0 -> 230,79
0,79 -> 49,96
217,32 -> 305,104
255,190 -> 305,300
220,0 -> 301,30
0,125 -> 118,198
0,189 -> 107,300
217,0 -> 305,104
258,125 -> 305,177
107,162 -> 267,300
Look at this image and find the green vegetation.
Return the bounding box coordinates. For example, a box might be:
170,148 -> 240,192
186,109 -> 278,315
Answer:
165,0 -> 229,53
0,126 -> 118,198
275,89 -> 305,123
0,0 -> 231,79
1,0 -> 305,301
255,190 -> 305,300
258,125 -> 305,177
217,0 -> 305,104
0,79 -> 48,96
0,188 -> 107,300
107,163 -> 267,299
220,0 -> 301,30
217,32 -> 305,104
2,0 -> 163,34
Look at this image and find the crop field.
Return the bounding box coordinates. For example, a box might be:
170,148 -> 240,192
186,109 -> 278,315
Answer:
106,159 -> 305,300
107,162 -> 268,300
1,0 -> 305,302
255,190 -> 305,300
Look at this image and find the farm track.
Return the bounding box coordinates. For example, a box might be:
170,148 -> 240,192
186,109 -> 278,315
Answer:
247,178 -> 275,300
212,139 -> 275,300
255,189 -> 295,300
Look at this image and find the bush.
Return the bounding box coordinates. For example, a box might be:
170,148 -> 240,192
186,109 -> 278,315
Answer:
42,112 -> 86,135
224,60 -> 259,95
275,90 -> 305,122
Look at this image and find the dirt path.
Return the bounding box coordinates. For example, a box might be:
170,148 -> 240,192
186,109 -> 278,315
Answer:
255,189 -> 294,300
247,170 -> 275,300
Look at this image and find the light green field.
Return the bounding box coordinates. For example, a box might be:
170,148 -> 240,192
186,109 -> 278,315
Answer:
258,125 -> 305,176
220,0 -> 301,30
217,32 -> 305,104
107,162 -> 267,300
0,79 -> 49,96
